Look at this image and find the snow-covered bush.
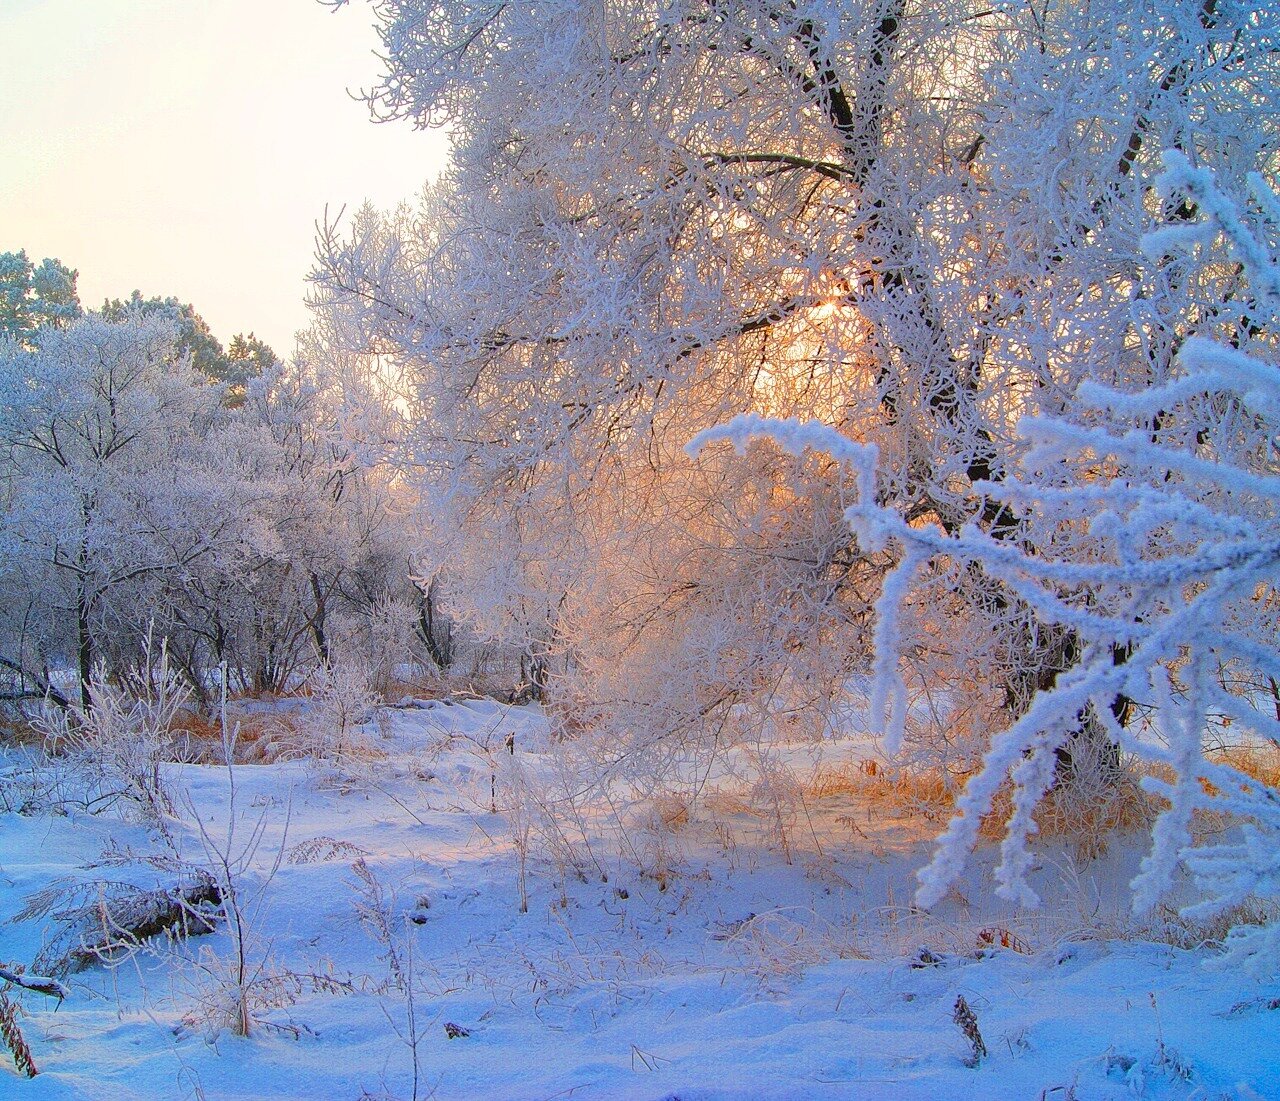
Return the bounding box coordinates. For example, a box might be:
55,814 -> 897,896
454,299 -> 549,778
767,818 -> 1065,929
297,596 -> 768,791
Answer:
36,644 -> 188,825
0,311 -> 217,711
300,656 -> 380,769
329,594 -> 420,697
694,152 -> 1280,974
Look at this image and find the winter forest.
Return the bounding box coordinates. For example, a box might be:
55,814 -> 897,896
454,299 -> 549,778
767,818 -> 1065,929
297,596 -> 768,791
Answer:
3,1 -> 1280,1098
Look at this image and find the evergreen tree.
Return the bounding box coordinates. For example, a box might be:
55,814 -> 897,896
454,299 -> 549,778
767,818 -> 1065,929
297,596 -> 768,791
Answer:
0,250 -> 82,346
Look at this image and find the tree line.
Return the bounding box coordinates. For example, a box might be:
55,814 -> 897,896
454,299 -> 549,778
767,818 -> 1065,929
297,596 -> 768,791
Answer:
0,250 -> 432,713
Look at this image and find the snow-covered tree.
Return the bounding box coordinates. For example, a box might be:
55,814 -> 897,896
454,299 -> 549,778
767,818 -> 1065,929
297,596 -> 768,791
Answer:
318,1 -> 1278,787
0,300 -> 418,715
0,311 -> 219,707
214,349 -> 413,695
696,151 -> 1280,971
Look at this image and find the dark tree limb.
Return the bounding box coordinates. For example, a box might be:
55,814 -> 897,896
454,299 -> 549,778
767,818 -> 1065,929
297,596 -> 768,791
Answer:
0,655 -> 70,710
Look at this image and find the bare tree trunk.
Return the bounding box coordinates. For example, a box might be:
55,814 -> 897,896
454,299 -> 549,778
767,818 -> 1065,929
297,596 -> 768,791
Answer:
309,571 -> 330,666
418,577 -> 453,671
76,581 -> 92,710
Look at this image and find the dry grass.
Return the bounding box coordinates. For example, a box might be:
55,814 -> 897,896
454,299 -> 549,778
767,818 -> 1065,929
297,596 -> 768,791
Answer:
806,741 -> 1277,856
1207,744 -> 1280,790
649,793 -> 691,833
170,711 -> 299,765
384,668 -> 539,708
808,758 -> 959,822
863,743 -> 1276,865
808,750 -> 1158,863
719,908 -> 866,982
1136,897 -> 1280,951
701,791 -> 763,819
1183,745 -> 1280,852
378,670 -> 454,702
0,715 -> 42,747
981,769 -> 1157,861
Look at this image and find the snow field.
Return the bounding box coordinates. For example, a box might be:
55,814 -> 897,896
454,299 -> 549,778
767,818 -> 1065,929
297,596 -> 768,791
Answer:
1,699 -> 1276,1100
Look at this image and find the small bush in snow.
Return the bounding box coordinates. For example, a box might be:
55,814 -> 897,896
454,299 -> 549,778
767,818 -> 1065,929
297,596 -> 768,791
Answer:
36,644 -> 187,826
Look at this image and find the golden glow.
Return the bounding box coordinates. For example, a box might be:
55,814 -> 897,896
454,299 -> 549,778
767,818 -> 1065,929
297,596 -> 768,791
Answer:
809,298 -> 842,322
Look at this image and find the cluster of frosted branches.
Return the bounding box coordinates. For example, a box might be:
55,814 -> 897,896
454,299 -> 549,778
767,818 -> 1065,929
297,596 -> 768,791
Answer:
699,153 -> 1280,973
0,309 -> 419,714
313,1 -> 1280,797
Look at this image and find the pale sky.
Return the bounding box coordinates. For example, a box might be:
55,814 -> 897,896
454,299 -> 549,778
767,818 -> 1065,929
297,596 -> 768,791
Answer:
1,0 -> 449,354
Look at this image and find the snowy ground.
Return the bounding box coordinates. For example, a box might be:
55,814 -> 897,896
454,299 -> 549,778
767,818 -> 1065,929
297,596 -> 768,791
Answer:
2,699 -> 1277,1100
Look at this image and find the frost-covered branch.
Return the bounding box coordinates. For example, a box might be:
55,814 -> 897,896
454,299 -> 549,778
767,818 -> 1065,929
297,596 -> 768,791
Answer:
695,153 -> 1280,973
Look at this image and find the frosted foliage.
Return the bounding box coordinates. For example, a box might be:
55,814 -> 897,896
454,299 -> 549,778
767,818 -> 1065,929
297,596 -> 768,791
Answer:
36,642 -> 188,825
0,307 -> 419,713
321,2 -> 1240,768
318,1 -> 1279,937
719,155 -> 1280,972
303,656 -> 378,766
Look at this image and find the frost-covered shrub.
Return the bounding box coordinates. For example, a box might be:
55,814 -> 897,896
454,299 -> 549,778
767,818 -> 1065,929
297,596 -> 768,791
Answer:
37,646 -> 188,824
300,657 -> 379,767
328,594 -> 420,697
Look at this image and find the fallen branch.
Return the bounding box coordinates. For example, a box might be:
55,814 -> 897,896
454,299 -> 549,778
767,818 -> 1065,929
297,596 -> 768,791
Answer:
0,966 -> 68,1001
32,874 -> 224,977
0,654 -> 70,710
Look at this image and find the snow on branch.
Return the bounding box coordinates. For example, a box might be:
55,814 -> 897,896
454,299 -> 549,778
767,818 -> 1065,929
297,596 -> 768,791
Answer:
687,414 -> 881,538
0,966 -> 68,1002
687,414 -> 916,749
1144,150 -> 1280,302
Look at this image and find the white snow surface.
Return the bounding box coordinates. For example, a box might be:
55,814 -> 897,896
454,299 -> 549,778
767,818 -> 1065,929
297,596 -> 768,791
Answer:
1,699 -> 1277,1100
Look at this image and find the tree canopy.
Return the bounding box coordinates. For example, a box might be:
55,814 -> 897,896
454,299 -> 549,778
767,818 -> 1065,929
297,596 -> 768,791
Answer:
311,0 -> 1280,964
98,291 -> 277,391
0,250 -> 82,346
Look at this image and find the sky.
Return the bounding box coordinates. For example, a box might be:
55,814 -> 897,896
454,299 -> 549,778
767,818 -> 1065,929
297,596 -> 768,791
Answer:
1,0 -> 449,355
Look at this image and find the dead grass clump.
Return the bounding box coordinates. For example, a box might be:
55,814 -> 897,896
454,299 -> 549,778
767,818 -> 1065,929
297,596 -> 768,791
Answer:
634,828 -> 682,893
981,775 -> 1156,861
170,711 -> 290,764
810,747 -> 1162,865
0,716 -> 42,747
1137,897 -> 1280,951
379,669 -> 458,702
649,793 -> 691,833
721,909 -> 866,982
1207,745 -> 1280,791
981,749 -> 1158,861
810,749 -> 1156,864
992,746 -> 1275,865
807,757 -> 886,799
702,791 -> 761,819
809,759 -> 958,822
